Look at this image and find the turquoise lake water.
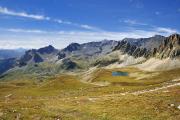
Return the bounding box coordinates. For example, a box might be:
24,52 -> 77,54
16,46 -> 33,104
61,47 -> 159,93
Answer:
112,71 -> 128,76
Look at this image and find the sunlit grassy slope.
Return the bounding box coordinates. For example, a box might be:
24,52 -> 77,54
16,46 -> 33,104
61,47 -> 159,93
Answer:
0,67 -> 180,119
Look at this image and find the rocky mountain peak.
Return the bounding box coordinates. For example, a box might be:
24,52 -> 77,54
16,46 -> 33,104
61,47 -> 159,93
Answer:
168,34 -> 180,45
37,45 -> 56,54
17,45 -> 58,66
160,34 -> 180,48
156,34 -> 180,59
169,33 -> 180,39
63,43 -> 81,52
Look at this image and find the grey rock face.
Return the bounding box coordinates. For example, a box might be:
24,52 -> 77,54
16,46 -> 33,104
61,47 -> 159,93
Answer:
57,52 -> 66,59
33,53 -> 44,63
58,40 -> 118,58
60,58 -> 79,70
113,40 -> 151,58
156,34 -> 180,59
37,45 -> 57,54
114,34 -> 180,59
123,35 -> 165,50
63,43 -> 81,52
17,45 -> 59,66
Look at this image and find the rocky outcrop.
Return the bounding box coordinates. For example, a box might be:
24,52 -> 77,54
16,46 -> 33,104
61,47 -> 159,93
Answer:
113,40 -> 151,58
57,52 -> 66,59
155,34 -> 180,59
33,53 -> 43,63
114,34 -> 180,59
60,58 -> 79,70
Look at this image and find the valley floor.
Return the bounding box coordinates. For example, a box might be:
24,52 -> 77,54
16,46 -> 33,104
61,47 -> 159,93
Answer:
0,67 -> 180,120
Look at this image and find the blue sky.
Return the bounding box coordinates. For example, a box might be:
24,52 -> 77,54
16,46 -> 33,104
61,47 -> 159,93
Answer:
0,0 -> 180,49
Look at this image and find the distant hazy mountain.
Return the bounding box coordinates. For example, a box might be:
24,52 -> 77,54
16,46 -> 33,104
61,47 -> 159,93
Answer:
0,58 -> 16,75
0,48 -> 26,60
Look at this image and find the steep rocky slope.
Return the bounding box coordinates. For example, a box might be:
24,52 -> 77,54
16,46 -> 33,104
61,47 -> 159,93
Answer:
113,40 -> 151,58
95,34 -> 180,69
155,34 -> 180,59
135,34 -> 180,71
114,34 -> 180,59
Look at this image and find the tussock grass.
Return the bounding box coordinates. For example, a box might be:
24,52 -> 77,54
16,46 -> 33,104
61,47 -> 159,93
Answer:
0,67 -> 180,119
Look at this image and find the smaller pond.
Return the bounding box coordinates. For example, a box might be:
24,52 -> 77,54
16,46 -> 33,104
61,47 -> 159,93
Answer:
112,71 -> 128,76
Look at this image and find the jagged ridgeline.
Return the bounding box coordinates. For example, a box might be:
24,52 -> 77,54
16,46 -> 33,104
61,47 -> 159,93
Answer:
114,34 -> 180,59
113,40 -> 151,58
0,34 -> 180,76
0,40 -> 118,75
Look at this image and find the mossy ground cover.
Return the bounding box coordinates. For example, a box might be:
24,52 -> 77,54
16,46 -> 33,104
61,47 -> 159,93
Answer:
0,67 -> 179,119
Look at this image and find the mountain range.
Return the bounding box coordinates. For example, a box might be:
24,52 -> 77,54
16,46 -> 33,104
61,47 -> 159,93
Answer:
0,34 -> 180,76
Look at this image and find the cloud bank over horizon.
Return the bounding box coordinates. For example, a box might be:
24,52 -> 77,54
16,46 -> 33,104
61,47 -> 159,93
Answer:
0,27 -> 178,49
0,0 -> 179,49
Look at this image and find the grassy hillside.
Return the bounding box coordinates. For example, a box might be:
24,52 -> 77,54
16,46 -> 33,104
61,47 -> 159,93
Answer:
0,67 -> 180,119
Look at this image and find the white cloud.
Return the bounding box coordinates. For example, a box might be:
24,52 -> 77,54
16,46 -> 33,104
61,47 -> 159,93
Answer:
80,24 -> 93,29
42,18 -> 99,31
54,19 -> 76,26
6,28 -> 48,34
155,27 -> 178,34
54,19 -> 63,24
0,27 -> 178,49
0,6 -> 50,20
0,39 -> 49,49
0,6 -> 99,31
123,19 -> 148,26
54,20 -> 99,31
80,24 -> 100,31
